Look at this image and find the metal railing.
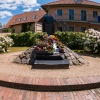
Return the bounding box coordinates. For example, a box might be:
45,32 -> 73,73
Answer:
49,12 -> 99,23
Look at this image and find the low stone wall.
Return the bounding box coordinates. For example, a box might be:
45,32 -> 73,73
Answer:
14,46 -> 36,64
14,45 -> 85,66
64,46 -> 85,65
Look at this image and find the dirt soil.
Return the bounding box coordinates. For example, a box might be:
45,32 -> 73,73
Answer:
0,51 -> 100,78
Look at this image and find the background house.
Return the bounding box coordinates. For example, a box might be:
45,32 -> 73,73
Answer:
42,0 -> 100,32
5,10 -> 46,33
5,0 -> 100,33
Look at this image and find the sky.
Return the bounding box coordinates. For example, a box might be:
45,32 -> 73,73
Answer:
0,0 -> 100,26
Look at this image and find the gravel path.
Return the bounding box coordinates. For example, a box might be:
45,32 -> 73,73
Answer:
0,51 -> 100,78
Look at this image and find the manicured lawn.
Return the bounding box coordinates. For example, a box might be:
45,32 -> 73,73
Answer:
8,47 -> 29,53
73,50 -> 85,53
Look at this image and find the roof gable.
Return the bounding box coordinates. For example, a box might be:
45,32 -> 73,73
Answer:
5,10 -> 46,28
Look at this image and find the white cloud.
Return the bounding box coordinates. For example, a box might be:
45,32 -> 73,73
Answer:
23,8 -> 33,12
0,0 -> 40,18
0,3 -> 17,10
0,0 -> 40,11
0,11 -> 13,18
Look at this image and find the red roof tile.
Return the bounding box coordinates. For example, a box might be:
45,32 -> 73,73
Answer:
42,0 -> 100,7
5,10 -> 46,28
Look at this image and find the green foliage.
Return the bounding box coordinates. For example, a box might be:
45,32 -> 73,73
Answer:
8,31 -> 88,52
3,28 -> 12,32
8,31 -> 35,46
0,23 -> 2,29
0,36 -> 13,52
54,31 -> 86,50
84,29 -> 100,54
8,31 -> 48,47
34,32 -> 48,41
21,23 -> 32,32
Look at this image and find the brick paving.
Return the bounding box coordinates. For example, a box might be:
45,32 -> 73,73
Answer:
0,52 -> 100,99
0,74 -> 100,91
0,86 -> 100,100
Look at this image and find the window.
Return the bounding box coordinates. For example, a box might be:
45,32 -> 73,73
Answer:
58,27 -> 62,31
34,15 -> 37,19
81,27 -> 86,32
14,19 -> 17,22
19,18 -> 22,21
24,17 -> 28,20
94,28 -> 97,30
57,9 -> 62,16
69,26 -> 74,31
69,9 -> 74,20
93,11 -> 98,18
81,10 -> 87,21
75,0 -> 82,2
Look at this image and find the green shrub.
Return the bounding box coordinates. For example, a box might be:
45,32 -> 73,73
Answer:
21,23 -> 32,32
84,29 -> 100,54
8,31 -> 88,50
54,31 -> 86,50
8,31 -> 48,47
0,36 -> 13,52
3,28 -> 12,33
8,31 -> 35,46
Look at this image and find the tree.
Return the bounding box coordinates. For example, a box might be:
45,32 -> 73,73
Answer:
0,23 -> 2,29
21,23 -> 32,32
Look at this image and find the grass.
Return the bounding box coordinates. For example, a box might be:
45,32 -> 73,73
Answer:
8,47 -> 29,53
73,50 -> 85,53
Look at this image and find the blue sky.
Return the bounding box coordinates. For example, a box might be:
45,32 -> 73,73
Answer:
0,0 -> 100,26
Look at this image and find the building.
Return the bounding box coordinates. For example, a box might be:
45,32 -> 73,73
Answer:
5,10 -> 46,33
42,0 -> 100,32
5,0 -> 100,33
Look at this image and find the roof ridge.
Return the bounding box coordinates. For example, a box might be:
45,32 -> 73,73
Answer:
42,0 -> 100,6
14,10 -> 44,17
88,0 -> 100,4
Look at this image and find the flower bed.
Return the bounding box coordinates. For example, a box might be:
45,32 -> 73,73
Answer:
35,35 -> 64,54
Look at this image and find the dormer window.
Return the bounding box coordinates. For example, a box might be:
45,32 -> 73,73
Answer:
75,0 -> 82,3
24,17 -> 28,20
34,15 -> 37,19
14,19 -> 17,22
19,18 -> 22,21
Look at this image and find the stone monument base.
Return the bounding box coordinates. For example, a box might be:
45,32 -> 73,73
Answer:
32,60 -> 69,69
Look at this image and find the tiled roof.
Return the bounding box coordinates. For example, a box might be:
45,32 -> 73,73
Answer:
42,0 -> 100,7
5,10 -> 46,28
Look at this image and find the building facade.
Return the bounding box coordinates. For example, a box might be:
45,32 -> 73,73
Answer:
5,10 -> 46,33
42,0 -> 100,32
5,0 -> 100,33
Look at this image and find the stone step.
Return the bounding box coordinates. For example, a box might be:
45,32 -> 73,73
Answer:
32,60 -> 69,69
36,55 -> 63,60
0,74 -> 100,92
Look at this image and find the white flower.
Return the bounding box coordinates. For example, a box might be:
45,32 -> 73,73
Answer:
0,36 -> 13,52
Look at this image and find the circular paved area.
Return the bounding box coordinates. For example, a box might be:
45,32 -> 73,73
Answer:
0,86 -> 100,100
0,51 -> 100,78
0,51 -> 100,99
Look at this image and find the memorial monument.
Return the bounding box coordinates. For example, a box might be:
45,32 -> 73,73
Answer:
14,34 -> 85,69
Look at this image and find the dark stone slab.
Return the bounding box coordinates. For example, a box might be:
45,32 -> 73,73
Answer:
36,55 -> 63,60
32,60 -> 69,69
35,50 -> 51,55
